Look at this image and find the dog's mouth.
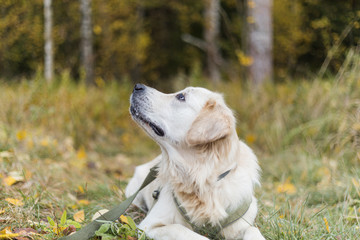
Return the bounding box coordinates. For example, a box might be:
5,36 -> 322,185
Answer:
130,106 -> 165,137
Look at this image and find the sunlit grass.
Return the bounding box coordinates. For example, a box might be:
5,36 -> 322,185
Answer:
0,56 -> 359,238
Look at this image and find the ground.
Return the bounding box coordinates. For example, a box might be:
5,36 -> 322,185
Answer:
0,73 -> 359,239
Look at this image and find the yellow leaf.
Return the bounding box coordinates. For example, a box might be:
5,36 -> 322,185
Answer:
0,209 -> 4,214
0,227 -> 12,234
73,210 -> 85,222
247,16 -> 255,24
5,198 -> 24,206
52,226 -> 66,234
276,182 -> 297,194
40,138 -> 49,146
77,185 -> 85,194
3,176 -> 17,186
95,77 -> 105,88
120,215 -> 128,224
0,232 -> 20,239
245,134 -> 256,144
77,199 -> 90,206
236,50 -> 254,67
76,147 -> 87,159
323,217 -> 330,233
248,0 -> 255,8
93,25 -> 102,35
16,130 -> 27,141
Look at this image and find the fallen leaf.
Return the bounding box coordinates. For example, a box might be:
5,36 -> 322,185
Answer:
276,182 -> 297,194
3,176 -> 17,186
76,147 -> 87,159
5,198 -> 24,206
73,210 -> 85,222
0,227 -> 20,239
245,134 -> 256,144
40,139 -> 49,146
16,130 -> 27,141
0,209 -> 4,215
119,215 -> 128,224
77,199 -> 90,206
77,185 -> 85,194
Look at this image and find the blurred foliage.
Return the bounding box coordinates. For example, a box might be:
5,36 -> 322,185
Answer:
0,0 -> 359,86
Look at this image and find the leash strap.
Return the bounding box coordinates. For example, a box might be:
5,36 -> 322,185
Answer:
59,166 -> 158,240
173,193 -> 252,237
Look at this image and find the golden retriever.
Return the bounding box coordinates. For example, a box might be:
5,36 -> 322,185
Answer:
125,84 -> 265,240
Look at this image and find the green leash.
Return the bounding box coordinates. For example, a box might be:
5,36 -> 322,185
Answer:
58,166 -> 159,240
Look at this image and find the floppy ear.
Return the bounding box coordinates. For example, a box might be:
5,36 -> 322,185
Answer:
186,100 -> 233,146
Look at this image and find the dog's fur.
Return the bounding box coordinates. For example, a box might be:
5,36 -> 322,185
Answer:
125,84 -> 265,240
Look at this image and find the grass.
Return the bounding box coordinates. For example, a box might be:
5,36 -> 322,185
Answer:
0,53 -> 359,239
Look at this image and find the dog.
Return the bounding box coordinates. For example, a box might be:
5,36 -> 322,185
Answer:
125,84 -> 265,240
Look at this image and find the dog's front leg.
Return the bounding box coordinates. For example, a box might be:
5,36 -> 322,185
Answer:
243,226 -> 265,240
146,224 -> 209,240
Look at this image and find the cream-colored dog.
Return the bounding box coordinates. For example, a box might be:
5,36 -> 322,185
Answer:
125,84 -> 265,240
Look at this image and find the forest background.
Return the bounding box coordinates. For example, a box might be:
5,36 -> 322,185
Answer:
0,0 -> 360,239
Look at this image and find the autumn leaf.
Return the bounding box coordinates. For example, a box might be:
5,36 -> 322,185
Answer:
245,134 -> 257,144
3,176 -> 17,186
73,210 -> 85,222
3,171 -> 25,186
323,217 -> 330,233
16,130 -> 27,141
0,227 -> 20,239
77,185 -> 85,194
77,199 -> 90,206
5,198 -> 24,206
76,147 -> 87,159
276,181 -> 297,194
120,215 -> 129,224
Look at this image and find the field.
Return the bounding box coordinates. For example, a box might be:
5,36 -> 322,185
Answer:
0,67 -> 359,239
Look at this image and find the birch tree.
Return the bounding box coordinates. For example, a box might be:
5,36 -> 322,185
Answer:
204,0 -> 222,84
246,0 -> 273,85
44,0 -> 53,82
80,0 -> 94,86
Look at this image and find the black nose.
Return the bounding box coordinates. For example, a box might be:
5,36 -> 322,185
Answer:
134,83 -> 145,92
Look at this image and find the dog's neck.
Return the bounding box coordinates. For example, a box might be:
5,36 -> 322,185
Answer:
158,132 -> 239,224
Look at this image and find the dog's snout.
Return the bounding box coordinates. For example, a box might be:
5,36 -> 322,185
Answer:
133,83 -> 146,93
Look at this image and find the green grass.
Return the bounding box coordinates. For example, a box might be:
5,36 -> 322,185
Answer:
0,58 -> 359,239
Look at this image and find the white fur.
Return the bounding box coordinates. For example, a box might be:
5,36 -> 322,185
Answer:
126,85 -> 265,240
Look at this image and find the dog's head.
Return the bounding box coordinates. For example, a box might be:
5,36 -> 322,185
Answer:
130,84 -> 236,149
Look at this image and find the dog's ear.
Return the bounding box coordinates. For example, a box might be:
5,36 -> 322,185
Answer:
186,100 -> 233,146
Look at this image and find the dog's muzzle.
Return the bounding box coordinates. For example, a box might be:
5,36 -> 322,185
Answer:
130,84 -> 165,137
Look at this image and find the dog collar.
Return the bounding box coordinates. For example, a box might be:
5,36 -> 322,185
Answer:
173,192 -> 252,239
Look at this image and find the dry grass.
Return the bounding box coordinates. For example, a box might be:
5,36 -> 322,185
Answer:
0,52 -> 360,239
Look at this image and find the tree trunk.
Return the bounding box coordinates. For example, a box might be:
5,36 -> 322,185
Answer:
80,0 -> 94,86
44,0 -> 53,83
204,0 -> 222,84
246,0 -> 273,85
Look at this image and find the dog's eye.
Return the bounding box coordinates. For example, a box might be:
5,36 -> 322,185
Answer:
176,93 -> 186,102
